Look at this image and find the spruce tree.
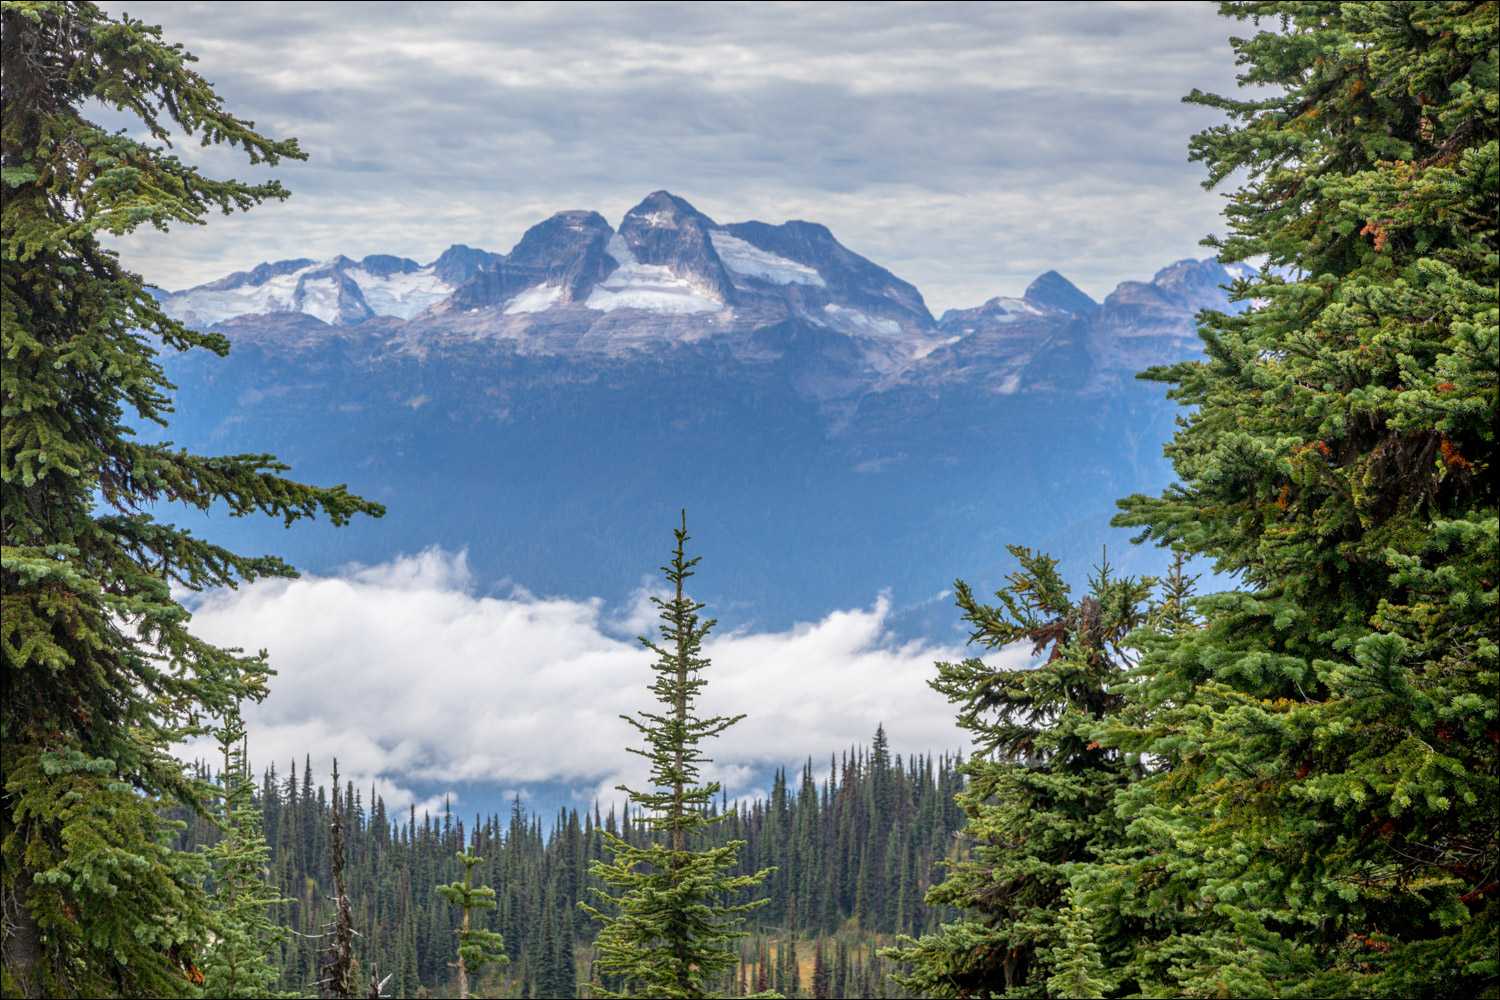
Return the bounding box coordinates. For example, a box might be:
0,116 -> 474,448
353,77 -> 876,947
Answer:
810,937 -> 829,1000
1,3 -> 381,996
582,514 -> 778,999
1110,2 -> 1497,994
1067,555 -> 1202,997
200,710 -> 292,999
435,847 -> 507,1000
883,548 -> 1154,998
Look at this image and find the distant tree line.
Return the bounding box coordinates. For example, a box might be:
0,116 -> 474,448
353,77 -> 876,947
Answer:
168,728 -> 968,998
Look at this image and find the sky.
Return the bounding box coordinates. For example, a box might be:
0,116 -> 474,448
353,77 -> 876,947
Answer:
99,1 -> 1252,314
98,1 -> 1250,816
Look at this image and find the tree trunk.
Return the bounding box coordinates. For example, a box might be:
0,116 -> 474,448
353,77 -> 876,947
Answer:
457,907 -> 470,1000
2,877 -> 46,1000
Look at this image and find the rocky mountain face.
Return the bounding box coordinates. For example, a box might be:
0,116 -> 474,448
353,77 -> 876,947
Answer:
149,191 -> 1249,633
916,258 -> 1251,397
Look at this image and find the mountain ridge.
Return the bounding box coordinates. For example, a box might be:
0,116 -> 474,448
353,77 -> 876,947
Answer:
158,190 -> 1251,410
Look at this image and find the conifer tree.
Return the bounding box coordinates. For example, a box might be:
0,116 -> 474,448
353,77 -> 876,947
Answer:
884,548 -> 1154,998
200,710 -> 292,999
810,937 -> 829,1000
582,514 -> 778,999
435,847 -> 507,1000
1066,555 -> 1202,997
1110,2 -> 1498,994
1,3 -> 381,996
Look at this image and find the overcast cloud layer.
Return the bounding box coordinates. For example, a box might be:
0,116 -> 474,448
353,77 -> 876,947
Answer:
178,550 -> 1025,817
99,1 -> 1250,312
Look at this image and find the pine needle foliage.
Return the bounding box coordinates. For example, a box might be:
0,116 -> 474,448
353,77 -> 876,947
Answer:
200,711 -> 293,999
1110,2 -> 1498,995
884,548 -> 1156,999
435,848 -> 507,1000
582,514 -> 778,999
1,2 -> 382,995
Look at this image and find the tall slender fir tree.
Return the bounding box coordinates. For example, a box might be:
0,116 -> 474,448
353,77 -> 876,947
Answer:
199,709 -> 292,999
321,761 -> 357,1000
435,847 -> 507,1000
582,513 -> 778,999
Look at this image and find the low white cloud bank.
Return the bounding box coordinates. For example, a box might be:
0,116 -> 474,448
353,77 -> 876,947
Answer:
178,549 -> 1026,816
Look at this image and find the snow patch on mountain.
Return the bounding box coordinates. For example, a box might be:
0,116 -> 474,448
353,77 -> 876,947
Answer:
296,276 -> 344,325
504,284 -> 564,314
586,235 -> 725,315
164,257 -> 456,326
709,231 -> 826,287
347,267 -> 453,318
911,335 -> 961,361
986,297 -> 1048,322
822,302 -> 902,337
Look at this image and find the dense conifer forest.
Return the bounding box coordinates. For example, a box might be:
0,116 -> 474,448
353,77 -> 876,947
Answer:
169,733 -> 967,998
3,1 -> 1495,998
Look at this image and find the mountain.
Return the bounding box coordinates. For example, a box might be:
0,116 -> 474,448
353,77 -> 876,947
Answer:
146,192 -> 1249,634
921,260 -> 1254,395
158,191 -> 948,401
161,251 -> 486,329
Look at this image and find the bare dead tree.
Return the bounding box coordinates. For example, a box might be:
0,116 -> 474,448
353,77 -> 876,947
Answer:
321,759 -> 358,1000
367,960 -> 392,999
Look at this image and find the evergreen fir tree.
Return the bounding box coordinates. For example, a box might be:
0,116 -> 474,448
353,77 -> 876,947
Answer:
200,710 -> 293,999
1,3 -> 380,995
539,881 -> 577,1000
1062,554 -> 1201,998
884,548 -> 1154,998
582,514 -> 778,999
435,847 -> 507,1000
810,938 -> 829,1000
1110,2 -> 1498,995
1044,890 -> 1105,1000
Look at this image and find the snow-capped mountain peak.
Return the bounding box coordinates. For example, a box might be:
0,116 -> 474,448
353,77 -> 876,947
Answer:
160,251 -> 481,327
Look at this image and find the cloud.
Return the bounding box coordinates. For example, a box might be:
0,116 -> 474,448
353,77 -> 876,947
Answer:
97,1 -> 1249,312
177,549 -> 1025,815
